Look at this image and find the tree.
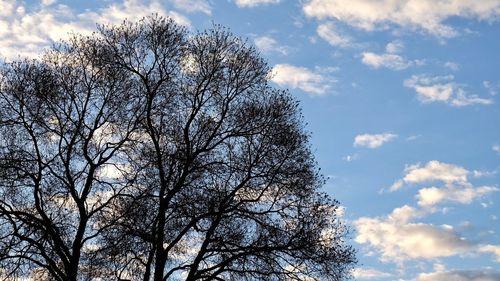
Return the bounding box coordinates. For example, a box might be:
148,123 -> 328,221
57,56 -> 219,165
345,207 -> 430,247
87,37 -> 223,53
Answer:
0,16 -> 356,281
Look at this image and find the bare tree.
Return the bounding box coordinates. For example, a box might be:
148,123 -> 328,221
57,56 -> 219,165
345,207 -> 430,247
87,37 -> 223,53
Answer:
0,16 -> 355,281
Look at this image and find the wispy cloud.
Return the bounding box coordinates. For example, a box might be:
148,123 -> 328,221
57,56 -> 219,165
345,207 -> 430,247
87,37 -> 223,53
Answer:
388,160 -> 499,208
404,74 -> 493,107
271,64 -> 336,95
234,0 -> 281,8
355,205 -> 474,263
353,133 -> 397,148
316,22 -> 351,47
169,0 -> 212,14
303,0 -> 500,38
411,269 -> 500,281
0,0 -> 191,60
254,36 -> 290,55
361,41 -> 422,70
493,144 -> 500,154
352,267 -> 392,280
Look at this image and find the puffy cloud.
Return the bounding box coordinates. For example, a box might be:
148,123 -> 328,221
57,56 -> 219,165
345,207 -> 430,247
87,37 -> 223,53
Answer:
411,269 -> 500,281
234,0 -> 280,8
352,267 -> 392,279
354,205 -> 473,262
169,0 -> 212,14
353,133 -> 397,148
395,161 -> 469,187
302,0 -> 500,38
417,185 -> 499,208
361,52 -> 410,70
480,245 -> 500,262
271,64 -> 336,95
361,41 -> 420,70
0,0 -> 191,59
316,22 -> 351,47
254,36 -> 290,55
404,74 -> 493,107
389,160 -> 499,207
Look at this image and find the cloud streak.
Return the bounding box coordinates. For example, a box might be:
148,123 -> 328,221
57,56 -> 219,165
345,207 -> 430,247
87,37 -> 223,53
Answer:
303,0 -> 500,38
354,133 -> 397,148
271,64 -> 336,95
404,74 -> 493,107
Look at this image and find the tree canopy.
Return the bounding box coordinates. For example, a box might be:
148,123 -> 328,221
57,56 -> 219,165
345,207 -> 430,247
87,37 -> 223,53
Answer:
0,15 -> 356,281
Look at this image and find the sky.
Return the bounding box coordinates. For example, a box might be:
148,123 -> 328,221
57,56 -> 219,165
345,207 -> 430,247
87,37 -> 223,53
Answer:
1,0 -> 499,280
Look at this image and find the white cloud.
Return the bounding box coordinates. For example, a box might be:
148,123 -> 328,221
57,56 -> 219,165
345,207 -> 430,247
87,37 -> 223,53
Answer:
444,61 -> 460,71
42,0 -> 57,6
484,80 -> 499,96
361,41 -> 419,70
353,133 -> 397,148
271,64 -> 335,95
254,36 -> 290,55
316,22 -> 351,47
0,1 -> 16,17
480,245 -> 500,262
411,269 -> 500,281
352,267 -> 392,279
362,52 -> 410,70
234,0 -> 280,8
303,0 -> 500,38
404,74 -> 493,107
169,0 -> 212,14
342,153 -> 358,162
396,161 -> 469,187
355,205 -> 473,263
417,184 -> 499,208
0,0 -> 191,60
385,40 -> 404,54
388,160 -> 499,207
493,144 -> 500,154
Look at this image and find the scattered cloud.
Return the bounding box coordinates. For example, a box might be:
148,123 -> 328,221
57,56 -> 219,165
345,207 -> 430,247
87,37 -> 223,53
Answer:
271,64 -> 336,95
42,0 -> 57,6
342,153 -> 359,162
493,144 -> 500,154
169,0 -> 212,14
391,161 -> 469,189
404,74 -> 493,107
417,184 -> 498,208
352,267 -> 392,279
303,0 -> 500,38
480,245 -> 500,262
362,52 -> 411,70
234,0 -> 281,8
354,205 -> 473,263
444,61 -> 460,71
385,40 -> 404,54
406,135 -> 421,141
0,0 -> 191,59
361,41 -> 421,70
484,81 -> 500,96
254,36 -> 290,55
316,22 -> 351,47
353,133 -> 397,148
411,269 -> 500,281
388,160 -> 499,207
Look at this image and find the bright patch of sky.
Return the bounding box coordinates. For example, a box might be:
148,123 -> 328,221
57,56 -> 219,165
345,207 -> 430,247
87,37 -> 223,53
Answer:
2,0 -> 499,280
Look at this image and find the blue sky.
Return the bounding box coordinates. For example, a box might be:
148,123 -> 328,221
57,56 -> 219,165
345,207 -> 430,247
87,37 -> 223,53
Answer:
1,0 -> 499,280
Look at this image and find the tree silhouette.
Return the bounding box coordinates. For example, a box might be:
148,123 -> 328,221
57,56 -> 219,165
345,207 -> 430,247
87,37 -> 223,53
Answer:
0,16 -> 355,281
